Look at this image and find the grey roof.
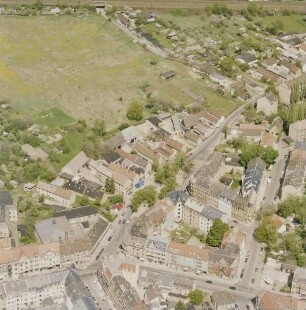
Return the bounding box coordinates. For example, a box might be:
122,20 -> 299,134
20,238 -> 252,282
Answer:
201,205 -> 224,220
104,152 -> 121,164
161,71 -> 176,79
54,206 -> 98,220
243,158 -> 265,193
65,268 -> 98,310
294,141 -> 306,151
146,235 -> 169,252
238,53 -> 257,64
35,216 -> 73,244
0,191 -> 13,206
167,190 -> 189,205
147,116 -> 162,127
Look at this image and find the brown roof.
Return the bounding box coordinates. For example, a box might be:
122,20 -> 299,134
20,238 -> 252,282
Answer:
113,171 -> 131,187
263,57 -> 278,67
109,162 -> 138,181
257,66 -> 280,83
185,131 -> 200,143
0,243 -> 60,265
156,145 -> 175,158
259,291 -> 305,310
119,262 -> 137,273
261,132 -> 275,147
37,181 -> 74,200
280,59 -> 300,74
134,142 -> 160,162
239,123 -> 265,137
60,238 -> 91,256
164,136 -> 183,151
285,74 -> 306,89
167,241 -> 210,261
271,214 -> 287,230
221,229 -> 245,248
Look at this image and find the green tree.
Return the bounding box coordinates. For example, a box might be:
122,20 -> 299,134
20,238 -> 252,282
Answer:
92,120 -> 106,136
105,178 -> 115,194
206,219 -> 229,247
254,216 -> 278,249
175,301 -> 186,310
126,102 -> 143,121
131,186 -> 157,211
188,289 -> 204,305
219,56 -> 236,78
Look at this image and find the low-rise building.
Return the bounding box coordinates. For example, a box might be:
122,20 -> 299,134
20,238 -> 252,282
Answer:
289,119 -> 306,141
256,93 -> 278,116
211,291 -> 236,310
292,267 -> 306,298
259,291 -> 306,310
37,181 -> 76,207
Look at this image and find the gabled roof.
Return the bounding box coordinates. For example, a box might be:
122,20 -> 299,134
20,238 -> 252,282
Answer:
243,157 -> 265,193
167,191 -> 189,205
61,151 -> 88,175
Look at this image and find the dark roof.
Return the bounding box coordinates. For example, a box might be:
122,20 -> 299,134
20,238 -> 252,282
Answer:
294,141 -> 306,151
0,191 -> 13,206
286,37 -> 302,46
238,53 -> 257,64
104,152 -> 121,164
243,158 -> 265,193
81,221 -> 90,228
65,268 -> 98,310
147,116 -> 162,127
161,71 -> 176,79
54,206 -> 98,220
167,191 -> 189,205
88,218 -> 109,245
63,180 -> 104,200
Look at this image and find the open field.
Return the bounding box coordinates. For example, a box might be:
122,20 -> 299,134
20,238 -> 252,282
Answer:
0,15 -> 238,128
256,15 -> 306,34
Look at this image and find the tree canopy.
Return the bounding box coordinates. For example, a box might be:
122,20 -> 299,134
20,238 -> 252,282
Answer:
188,289 -> 204,305
206,219 -> 229,247
175,301 -> 186,310
126,102 -> 144,121
131,186 -> 157,211
254,216 -> 278,250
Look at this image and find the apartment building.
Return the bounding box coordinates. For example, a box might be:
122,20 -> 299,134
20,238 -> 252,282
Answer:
0,268 -> 97,310
0,243 -> 60,280
98,261 -> 149,310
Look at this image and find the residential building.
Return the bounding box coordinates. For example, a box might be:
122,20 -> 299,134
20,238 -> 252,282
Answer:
165,242 -> 210,273
183,198 -> 227,234
134,142 -> 163,164
242,157 -> 265,204
61,151 -> 89,175
271,214 -> 288,233
87,159 -> 113,182
0,243 -> 60,280
281,144 -> 306,200
37,181 -> 76,207
289,119 -> 306,141
53,206 -> 98,224
259,291 -> 306,310
237,53 -> 257,66
98,261 -> 148,310
278,75 -> 306,105
256,93 -> 278,116
292,267 -> 306,298
211,291 -> 236,310
0,268 -> 97,310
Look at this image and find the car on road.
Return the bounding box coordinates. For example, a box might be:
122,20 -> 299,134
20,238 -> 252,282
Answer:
118,220 -> 121,224
107,236 -> 112,242
245,257 -> 248,262
255,268 -> 258,272
123,220 -> 126,224
206,280 -> 212,284
229,286 -> 236,290
252,278 -> 255,284
233,220 -> 238,224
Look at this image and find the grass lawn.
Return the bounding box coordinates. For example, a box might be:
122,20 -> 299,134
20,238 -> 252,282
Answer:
257,15 -> 306,33
0,14 -> 238,130
34,107 -> 74,129
53,131 -> 88,170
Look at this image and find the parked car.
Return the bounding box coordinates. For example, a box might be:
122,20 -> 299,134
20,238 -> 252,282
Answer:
206,280 -> 212,284
118,220 -> 122,224
108,236 -> 112,242
252,278 -> 255,284
229,286 -> 236,290
255,268 -> 258,272
123,220 -> 126,224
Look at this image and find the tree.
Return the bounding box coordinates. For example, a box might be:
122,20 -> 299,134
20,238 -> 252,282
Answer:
254,216 -> 278,249
219,56 -> 236,78
92,120 -> 106,136
175,301 -> 186,310
105,178 -> 115,194
126,102 -> 143,121
206,219 -> 229,247
188,289 -> 204,305
131,186 -> 157,211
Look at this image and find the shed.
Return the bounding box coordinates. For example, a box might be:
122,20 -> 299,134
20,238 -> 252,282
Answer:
161,71 -> 176,80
